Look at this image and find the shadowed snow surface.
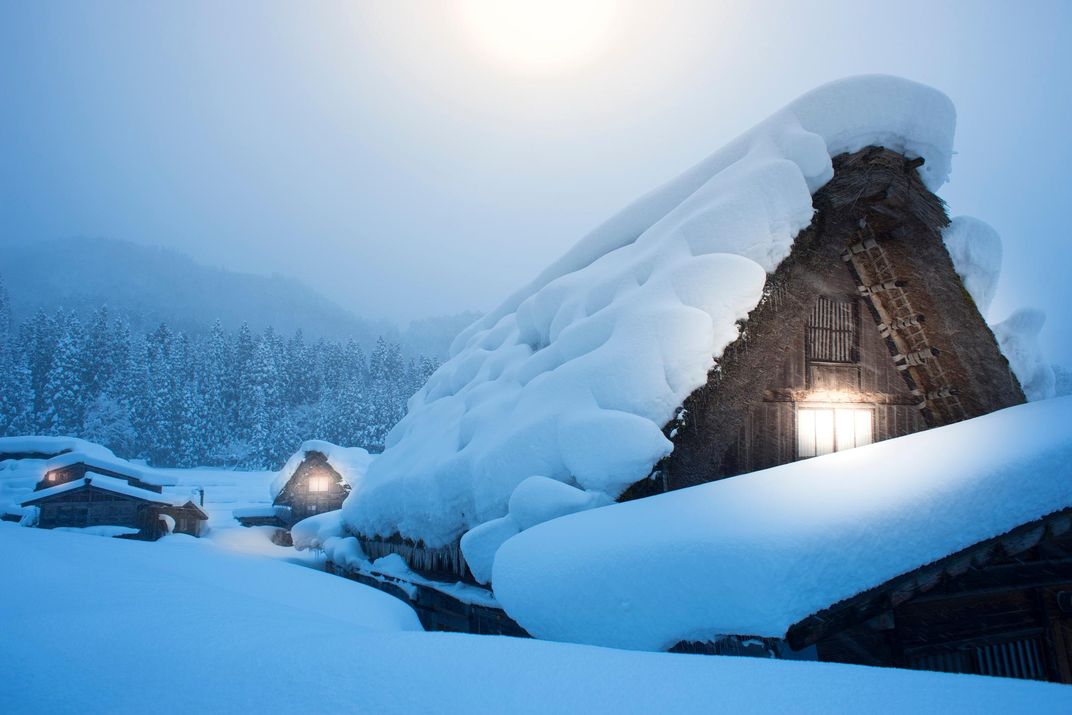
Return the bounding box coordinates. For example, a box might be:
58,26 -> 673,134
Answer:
1,524 -> 1069,714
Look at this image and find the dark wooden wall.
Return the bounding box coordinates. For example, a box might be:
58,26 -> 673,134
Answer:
810,531 -> 1072,683
31,486 -> 203,539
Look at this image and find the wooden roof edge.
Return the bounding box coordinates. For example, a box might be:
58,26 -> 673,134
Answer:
785,506 -> 1072,650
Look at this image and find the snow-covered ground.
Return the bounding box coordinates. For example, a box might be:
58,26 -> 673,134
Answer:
157,465 -> 277,530
1,523 -> 1068,714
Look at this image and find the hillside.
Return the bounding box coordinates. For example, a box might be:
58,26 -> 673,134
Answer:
0,237 -> 395,343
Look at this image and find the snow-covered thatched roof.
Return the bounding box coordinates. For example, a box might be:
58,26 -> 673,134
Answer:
493,397 -> 1072,650
271,440 -> 373,500
343,75 -> 961,548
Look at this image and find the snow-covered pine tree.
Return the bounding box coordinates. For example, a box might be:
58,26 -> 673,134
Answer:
0,344 -> 33,436
0,274 -> 12,340
82,306 -> 116,396
40,312 -> 87,435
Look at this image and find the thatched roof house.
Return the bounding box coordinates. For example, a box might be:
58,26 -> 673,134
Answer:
236,441 -> 371,532
336,76 -> 1026,588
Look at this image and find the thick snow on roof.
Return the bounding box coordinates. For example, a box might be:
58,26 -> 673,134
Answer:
42,451 -> 179,487
0,435 -> 115,460
493,398 -> 1072,651
345,75 -> 957,547
23,473 -> 194,507
994,309 -> 1057,401
4,523 -> 1069,714
271,440 -> 373,499
0,458 -> 49,516
942,216 -> 1002,317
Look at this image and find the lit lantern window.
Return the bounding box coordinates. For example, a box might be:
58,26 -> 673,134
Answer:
307,476 -> 331,493
797,407 -> 873,458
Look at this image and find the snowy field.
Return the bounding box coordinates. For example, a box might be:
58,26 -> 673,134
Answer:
1,523 -> 1069,714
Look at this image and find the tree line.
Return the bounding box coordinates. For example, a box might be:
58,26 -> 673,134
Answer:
0,277 -> 437,469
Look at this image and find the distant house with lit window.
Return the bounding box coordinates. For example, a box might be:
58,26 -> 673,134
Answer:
20,451 -> 206,539
235,441 -> 371,537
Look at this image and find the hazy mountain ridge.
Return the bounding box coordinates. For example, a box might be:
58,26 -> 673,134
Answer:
1,237 -> 477,357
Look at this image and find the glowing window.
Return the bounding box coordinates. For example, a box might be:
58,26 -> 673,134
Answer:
46,472 -> 57,482
307,476 -> 331,493
797,408 -> 873,458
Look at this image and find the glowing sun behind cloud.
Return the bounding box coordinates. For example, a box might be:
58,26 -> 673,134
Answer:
458,0 -> 617,73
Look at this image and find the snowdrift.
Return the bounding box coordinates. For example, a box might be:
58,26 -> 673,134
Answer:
343,75 -> 959,547
493,397 -> 1072,651
2,523 -> 1069,714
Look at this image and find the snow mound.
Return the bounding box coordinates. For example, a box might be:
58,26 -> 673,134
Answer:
461,476 -> 612,584
344,75 -> 957,548
993,309 -> 1056,401
5,524 -> 1070,713
292,510 -> 346,551
942,216 -> 1002,316
271,440 -> 373,499
493,398 -> 1072,650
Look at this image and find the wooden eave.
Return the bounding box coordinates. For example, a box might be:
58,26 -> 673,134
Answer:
785,507 -> 1072,650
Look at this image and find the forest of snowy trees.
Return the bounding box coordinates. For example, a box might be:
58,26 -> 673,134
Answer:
0,277 -> 438,469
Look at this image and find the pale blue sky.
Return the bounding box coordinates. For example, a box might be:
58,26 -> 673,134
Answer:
2,1 -> 1070,358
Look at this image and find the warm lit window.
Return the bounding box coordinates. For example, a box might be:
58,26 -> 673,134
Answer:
797,408 -> 873,458
307,476 -> 330,493
46,472 -> 57,482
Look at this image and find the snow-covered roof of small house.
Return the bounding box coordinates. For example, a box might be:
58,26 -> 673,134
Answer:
41,452 -> 179,487
0,436 -> 115,461
23,472 -> 196,508
492,397 -> 1072,651
343,75 -> 961,548
270,440 -> 373,500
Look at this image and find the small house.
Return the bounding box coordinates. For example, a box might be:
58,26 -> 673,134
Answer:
22,472 -> 207,539
0,437 -> 121,522
235,440 -> 371,536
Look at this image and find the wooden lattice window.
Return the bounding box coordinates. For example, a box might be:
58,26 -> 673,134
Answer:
807,296 -> 858,363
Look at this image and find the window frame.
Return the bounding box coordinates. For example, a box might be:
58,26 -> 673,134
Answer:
796,405 -> 874,459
